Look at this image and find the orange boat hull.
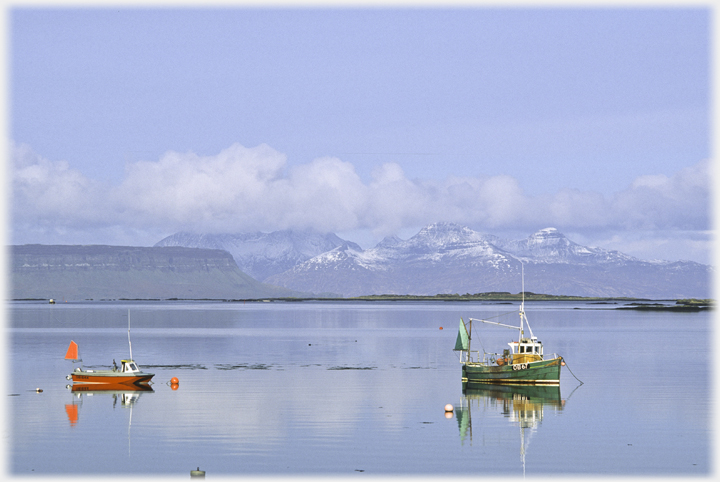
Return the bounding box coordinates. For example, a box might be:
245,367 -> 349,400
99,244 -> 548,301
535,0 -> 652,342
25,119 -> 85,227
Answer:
71,373 -> 154,386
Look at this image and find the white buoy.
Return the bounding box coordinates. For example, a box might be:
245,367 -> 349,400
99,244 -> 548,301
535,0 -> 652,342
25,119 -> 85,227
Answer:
444,404 -> 453,412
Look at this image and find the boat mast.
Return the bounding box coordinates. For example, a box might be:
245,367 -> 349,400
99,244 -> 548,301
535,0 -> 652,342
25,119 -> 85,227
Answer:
128,309 -> 133,361
519,264 -> 535,340
519,263 -> 525,343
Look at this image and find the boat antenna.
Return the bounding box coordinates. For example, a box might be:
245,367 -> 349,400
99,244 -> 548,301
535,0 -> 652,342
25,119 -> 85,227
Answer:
521,262 -> 525,310
128,309 -> 133,361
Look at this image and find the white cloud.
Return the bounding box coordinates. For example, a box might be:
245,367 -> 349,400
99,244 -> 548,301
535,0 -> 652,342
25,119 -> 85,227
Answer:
610,159 -> 709,231
115,143 -> 288,229
11,143 -> 110,227
9,141 -> 711,263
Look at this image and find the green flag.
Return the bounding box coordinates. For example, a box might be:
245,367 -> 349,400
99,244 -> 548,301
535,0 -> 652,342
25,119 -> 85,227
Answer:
454,318 -> 469,351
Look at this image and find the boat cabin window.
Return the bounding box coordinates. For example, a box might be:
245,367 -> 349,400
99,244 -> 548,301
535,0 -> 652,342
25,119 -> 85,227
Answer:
519,344 -> 541,354
128,363 -> 138,371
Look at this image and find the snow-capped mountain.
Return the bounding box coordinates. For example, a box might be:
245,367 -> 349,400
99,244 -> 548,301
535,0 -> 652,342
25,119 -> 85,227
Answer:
263,223 -> 710,298
495,227 -> 635,265
154,230 -> 361,282
155,223 -> 710,298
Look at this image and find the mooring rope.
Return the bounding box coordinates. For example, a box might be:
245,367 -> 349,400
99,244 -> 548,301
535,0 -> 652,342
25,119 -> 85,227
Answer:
563,358 -> 584,385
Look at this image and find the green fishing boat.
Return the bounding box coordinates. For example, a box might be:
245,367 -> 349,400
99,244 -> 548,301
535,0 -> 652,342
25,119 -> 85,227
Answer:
454,281 -> 564,385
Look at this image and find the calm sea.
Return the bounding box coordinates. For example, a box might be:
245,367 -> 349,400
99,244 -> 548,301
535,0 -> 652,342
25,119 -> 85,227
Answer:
6,300 -> 711,477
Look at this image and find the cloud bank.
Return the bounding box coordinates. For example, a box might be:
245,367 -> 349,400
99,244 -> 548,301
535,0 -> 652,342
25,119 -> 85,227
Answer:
10,142 -> 711,263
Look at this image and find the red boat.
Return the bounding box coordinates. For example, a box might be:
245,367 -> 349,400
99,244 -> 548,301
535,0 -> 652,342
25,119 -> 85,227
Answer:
65,318 -> 154,388
65,340 -> 154,386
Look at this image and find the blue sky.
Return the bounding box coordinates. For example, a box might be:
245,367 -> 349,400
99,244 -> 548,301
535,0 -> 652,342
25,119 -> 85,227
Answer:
8,7 -> 712,264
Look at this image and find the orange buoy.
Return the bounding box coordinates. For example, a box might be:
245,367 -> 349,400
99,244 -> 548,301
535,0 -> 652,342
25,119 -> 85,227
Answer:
170,377 -> 179,384
171,383 -> 179,391
444,404 -> 454,412
439,327 -> 443,330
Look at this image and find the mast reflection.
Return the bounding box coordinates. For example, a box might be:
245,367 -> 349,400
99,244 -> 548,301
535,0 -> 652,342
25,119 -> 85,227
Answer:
455,383 -> 565,475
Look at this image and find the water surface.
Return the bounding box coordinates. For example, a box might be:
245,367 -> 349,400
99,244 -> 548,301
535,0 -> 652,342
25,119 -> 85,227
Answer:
8,300 -> 710,476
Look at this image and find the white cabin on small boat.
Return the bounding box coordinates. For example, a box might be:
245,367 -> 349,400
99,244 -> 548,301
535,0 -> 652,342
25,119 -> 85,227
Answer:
119,360 -> 141,373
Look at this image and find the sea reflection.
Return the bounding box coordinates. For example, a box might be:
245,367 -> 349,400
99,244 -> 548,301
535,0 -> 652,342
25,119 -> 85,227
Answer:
64,384 -> 154,426
455,384 -> 565,475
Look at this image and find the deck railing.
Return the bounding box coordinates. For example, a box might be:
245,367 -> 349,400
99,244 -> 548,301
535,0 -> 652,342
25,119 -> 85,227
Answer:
466,351 -> 561,365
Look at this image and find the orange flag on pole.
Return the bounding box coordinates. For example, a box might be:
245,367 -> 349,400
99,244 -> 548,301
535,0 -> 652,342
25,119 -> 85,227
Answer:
65,341 -> 79,360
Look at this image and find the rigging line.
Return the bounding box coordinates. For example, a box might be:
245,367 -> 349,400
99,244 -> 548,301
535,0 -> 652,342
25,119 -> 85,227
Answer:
471,324 -> 487,357
471,309 -> 525,325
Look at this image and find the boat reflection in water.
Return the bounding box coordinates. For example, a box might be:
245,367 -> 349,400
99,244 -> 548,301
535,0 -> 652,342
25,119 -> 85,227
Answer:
64,383 -> 154,426
455,383 -> 565,475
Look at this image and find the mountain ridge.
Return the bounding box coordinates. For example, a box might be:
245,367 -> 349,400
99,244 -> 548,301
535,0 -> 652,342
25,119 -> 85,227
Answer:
262,223 -> 710,298
12,223 -> 708,300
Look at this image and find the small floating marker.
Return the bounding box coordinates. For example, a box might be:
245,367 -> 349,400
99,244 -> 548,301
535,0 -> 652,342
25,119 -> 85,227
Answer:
444,404 -> 454,413
190,467 -> 205,478
36,388 -> 43,393
171,377 -> 179,385
171,384 -> 179,391
439,326 -> 443,330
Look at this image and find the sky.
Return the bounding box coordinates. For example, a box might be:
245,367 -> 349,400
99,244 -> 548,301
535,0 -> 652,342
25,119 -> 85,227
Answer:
6,6 -> 713,265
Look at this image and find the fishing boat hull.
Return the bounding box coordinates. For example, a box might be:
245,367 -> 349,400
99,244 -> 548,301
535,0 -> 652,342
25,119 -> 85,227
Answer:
70,371 -> 154,387
462,357 -> 562,385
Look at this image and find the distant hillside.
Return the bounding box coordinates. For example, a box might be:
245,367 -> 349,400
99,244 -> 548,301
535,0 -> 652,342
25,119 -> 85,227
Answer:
10,244 -> 302,300
155,230 -> 361,281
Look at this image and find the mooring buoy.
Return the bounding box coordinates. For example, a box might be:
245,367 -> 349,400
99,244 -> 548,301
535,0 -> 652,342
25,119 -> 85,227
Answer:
190,466 -> 205,477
